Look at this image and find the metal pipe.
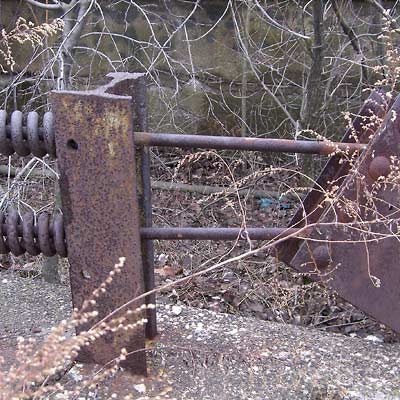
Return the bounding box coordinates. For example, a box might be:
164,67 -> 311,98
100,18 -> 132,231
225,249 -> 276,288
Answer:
132,76 -> 157,340
140,227 -> 303,241
134,132 -> 366,155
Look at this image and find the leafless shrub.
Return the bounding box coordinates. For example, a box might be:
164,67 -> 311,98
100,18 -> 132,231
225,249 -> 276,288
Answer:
0,17 -> 63,73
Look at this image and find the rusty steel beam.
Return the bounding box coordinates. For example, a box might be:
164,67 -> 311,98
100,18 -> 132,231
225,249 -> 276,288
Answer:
140,227 -> 304,241
287,93 -> 400,333
276,89 -> 392,264
103,73 -> 157,340
134,131 -> 365,155
52,73 -> 147,374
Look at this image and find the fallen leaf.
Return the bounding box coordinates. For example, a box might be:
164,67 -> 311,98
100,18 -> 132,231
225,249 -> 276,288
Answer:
155,264 -> 183,278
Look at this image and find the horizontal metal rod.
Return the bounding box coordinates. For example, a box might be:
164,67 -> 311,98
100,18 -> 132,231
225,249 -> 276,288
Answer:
1,124 -> 366,156
140,227 -> 303,240
134,132 -> 366,155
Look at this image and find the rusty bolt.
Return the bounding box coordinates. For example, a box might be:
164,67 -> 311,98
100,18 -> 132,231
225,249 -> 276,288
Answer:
312,245 -> 331,269
369,156 -> 390,181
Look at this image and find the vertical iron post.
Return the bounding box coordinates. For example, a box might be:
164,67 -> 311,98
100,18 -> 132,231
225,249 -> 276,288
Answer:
132,78 -> 157,340
105,73 -> 157,339
52,74 -> 147,374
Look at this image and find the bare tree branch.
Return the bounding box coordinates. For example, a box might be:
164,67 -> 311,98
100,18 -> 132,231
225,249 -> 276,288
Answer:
331,0 -> 369,83
231,1 -> 298,129
24,0 -> 63,10
300,0 -> 324,129
365,0 -> 399,29
58,0 -> 93,88
253,0 -> 311,40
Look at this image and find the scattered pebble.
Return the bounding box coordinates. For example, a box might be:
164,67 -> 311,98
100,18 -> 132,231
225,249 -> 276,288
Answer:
31,326 -> 42,333
365,335 -> 384,343
54,394 -> 68,400
171,305 -> 182,316
194,322 -> 204,332
133,384 -> 146,393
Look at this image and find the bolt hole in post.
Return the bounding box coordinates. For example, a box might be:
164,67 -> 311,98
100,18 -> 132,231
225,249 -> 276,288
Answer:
67,139 -> 79,150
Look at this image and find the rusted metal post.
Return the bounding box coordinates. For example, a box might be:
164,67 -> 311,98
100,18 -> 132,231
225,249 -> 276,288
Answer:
133,81 -> 157,340
110,73 -> 157,339
52,74 -> 147,374
103,73 -> 157,340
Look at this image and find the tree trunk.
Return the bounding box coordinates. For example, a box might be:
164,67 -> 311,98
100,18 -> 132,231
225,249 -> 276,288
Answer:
59,0 -> 91,88
300,0 -> 324,177
369,1 -> 385,71
300,0 -> 324,130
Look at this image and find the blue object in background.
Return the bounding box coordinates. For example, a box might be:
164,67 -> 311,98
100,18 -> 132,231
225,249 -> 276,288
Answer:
258,197 -> 292,210
259,198 -> 275,209
279,201 -> 292,210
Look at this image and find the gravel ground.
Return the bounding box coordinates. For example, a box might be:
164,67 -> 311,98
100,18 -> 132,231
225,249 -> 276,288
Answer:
152,303 -> 400,400
0,272 -> 71,339
1,272 -> 400,399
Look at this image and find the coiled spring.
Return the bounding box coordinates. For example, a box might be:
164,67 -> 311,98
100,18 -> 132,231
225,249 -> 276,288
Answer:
0,110 -> 56,158
0,208 -> 67,257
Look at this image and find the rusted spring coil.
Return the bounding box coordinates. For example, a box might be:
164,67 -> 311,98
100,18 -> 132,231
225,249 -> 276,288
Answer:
0,110 -> 56,158
0,209 -> 67,257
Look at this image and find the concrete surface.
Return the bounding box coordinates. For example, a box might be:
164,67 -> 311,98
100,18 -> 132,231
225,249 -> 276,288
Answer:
1,272 -> 400,399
